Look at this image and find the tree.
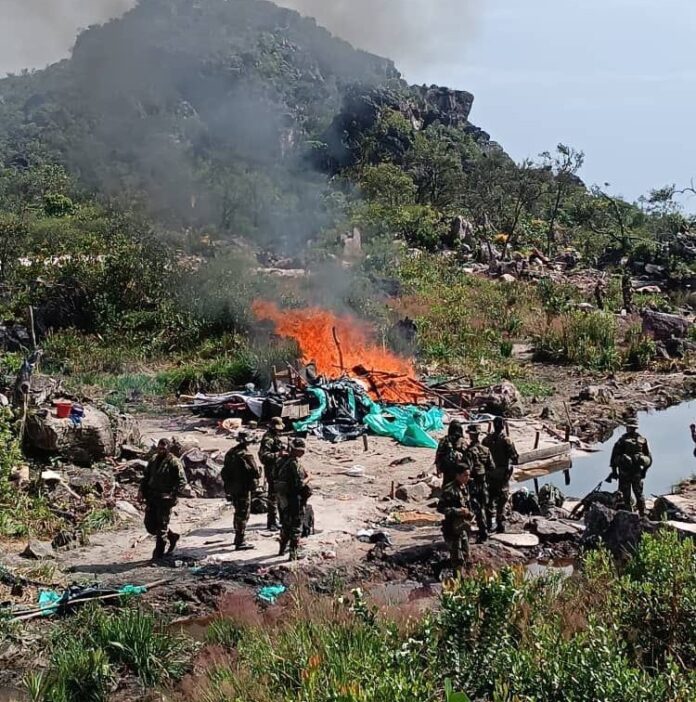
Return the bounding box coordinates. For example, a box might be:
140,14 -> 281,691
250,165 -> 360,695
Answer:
540,144 -> 585,255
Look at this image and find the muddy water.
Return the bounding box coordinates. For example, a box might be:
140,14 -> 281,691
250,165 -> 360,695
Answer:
523,400 -> 696,499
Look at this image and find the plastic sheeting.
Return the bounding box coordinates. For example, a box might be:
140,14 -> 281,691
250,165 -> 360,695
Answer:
362,402 -> 444,449
294,387 -> 328,432
293,380 -> 445,449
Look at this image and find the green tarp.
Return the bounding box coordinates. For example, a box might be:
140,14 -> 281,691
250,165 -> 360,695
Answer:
363,402 -> 444,449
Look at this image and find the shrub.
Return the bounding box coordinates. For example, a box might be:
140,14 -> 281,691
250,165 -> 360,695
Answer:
535,311 -> 620,370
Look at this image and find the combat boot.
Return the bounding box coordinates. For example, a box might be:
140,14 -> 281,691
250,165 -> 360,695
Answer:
278,535 -> 289,556
166,530 -> 180,554
266,513 -> 279,532
152,536 -> 166,561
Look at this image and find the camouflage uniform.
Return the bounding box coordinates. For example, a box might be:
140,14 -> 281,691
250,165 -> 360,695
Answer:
259,428 -> 285,529
462,441 -> 494,541
275,455 -> 309,559
222,444 -> 261,548
482,430 -> 519,532
437,481 -> 473,568
435,435 -> 467,487
140,452 -> 188,558
610,430 -> 652,516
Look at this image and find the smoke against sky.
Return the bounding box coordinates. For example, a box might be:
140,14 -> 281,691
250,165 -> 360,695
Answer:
274,0 -> 479,70
0,0 -> 135,75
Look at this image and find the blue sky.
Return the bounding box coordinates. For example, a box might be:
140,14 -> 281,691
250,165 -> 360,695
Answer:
398,0 -> 696,203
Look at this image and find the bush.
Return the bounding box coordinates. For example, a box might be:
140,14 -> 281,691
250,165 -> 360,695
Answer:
535,311 -> 620,370
187,533 -> 695,702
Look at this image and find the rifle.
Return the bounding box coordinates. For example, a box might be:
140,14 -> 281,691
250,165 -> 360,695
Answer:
569,474 -> 613,519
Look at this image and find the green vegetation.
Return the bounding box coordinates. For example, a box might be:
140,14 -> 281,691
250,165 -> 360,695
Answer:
191,533 -> 695,702
25,605 -> 195,701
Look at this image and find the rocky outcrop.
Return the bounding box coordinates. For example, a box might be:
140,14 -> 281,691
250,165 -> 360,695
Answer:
25,406 -> 139,466
641,310 -> 691,341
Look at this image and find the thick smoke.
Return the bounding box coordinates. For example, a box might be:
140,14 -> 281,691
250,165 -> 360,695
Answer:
0,0 -> 135,75
274,0 -> 478,71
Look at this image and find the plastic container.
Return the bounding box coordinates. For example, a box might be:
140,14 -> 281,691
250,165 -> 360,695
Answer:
55,401 -> 73,419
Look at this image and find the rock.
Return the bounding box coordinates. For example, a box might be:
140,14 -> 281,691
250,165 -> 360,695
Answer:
51,530 -> 81,551
25,405 -> 139,466
579,385 -> 615,404
500,273 -> 516,284
644,263 -> 665,276
474,381 -> 525,418
10,465 -> 30,484
540,406 -> 555,420
116,459 -> 148,483
582,504 -> 661,556
641,310 -> 690,342
21,541 -> 55,560
528,518 -> 580,543
115,500 -> 141,520
490,533 -> 539,548
120,444 -> 147,460
41,469 -> 63,484
636,285 -> 661,294
0,324 -> 31,352
395,482 -> 431,502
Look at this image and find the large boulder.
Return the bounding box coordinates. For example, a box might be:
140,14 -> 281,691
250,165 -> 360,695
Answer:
474,381 -> 525,418
181,449 -> 225,497
641,310 -> 690,342
25,405 -> 139,466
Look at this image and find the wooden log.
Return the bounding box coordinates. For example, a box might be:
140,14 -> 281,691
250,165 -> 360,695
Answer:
516,443 -> 572,466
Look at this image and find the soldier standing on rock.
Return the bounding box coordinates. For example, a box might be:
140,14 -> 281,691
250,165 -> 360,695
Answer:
435,420 -> 467,487
222,432 -> 261,551
437,464 -> 473,572
462,425 -> 495,542
139,438 -> 188,561
483,417 -> 519,534
259,417 -> 286,531
275,438 -> 311,561
609,419 -> 653,516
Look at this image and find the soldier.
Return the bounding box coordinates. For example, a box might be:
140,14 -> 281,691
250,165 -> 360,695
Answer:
437,464 -> 473,571
139,438 -> 188,561
609,419 -> 653,516
483,417 -> 519,533
462,425 -> 494,542
621,270 -> 634,313
222,432 -> 262,551
275,438 -> 311,561
259,417 -> 286,531
435,420 -> 467,487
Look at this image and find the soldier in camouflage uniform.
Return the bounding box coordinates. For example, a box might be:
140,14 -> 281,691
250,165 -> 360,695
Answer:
275,438 -> 311,560
609,419 -> 652,516
483,417 -> 519,533
222,432 -> 262,550
462,425 -> 495,542
259,417 -> 286,531
437,464 -> 473,571
139,438 -> 188,561
435,420 -> 467,487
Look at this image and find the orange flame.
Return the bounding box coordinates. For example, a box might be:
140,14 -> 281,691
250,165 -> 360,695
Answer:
252,301 -> 426,404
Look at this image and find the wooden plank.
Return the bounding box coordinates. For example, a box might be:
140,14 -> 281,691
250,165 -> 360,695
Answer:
516,443 -> 572,466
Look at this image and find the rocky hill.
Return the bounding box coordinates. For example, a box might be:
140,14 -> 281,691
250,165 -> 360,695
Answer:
0,0 -> 491,250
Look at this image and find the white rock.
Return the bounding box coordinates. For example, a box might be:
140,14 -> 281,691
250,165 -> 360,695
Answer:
491,533 -> 540,548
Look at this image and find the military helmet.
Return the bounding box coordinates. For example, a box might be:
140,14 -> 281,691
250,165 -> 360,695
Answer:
291,438 -> 306,450
270,417 -> 284,430
448,420 -> 464,436
493,416 -> 505,431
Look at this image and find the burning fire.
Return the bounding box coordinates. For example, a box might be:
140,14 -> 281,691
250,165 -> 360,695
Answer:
252,301 -> 426,403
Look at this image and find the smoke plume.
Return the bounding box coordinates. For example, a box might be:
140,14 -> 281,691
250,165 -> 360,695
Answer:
0,0 -> 135,75
274,0 -> 478,72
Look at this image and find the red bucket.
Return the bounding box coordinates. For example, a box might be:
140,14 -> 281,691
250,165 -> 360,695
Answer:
55,401 -> 73,419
